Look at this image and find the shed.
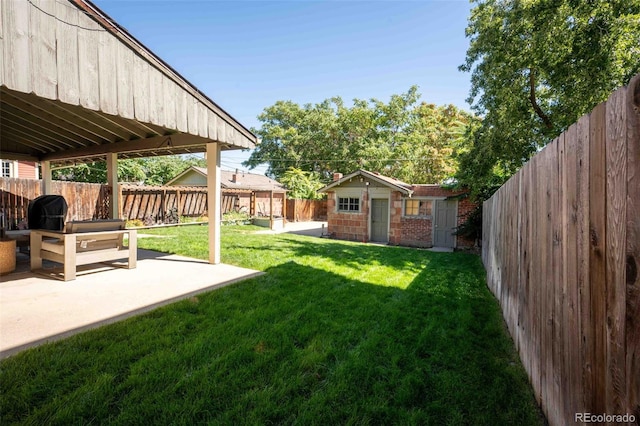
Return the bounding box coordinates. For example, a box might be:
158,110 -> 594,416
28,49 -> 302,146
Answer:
0,0 -> 257,263
318,170 -> 477,249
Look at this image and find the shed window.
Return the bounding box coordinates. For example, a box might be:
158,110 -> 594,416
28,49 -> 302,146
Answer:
338,197 -> 360,212
405,199 -> 432,216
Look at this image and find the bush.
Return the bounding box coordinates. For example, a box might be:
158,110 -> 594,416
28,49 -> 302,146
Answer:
222,211 -> 252,225
125,219 -> 145,228
179,216 -> 208,224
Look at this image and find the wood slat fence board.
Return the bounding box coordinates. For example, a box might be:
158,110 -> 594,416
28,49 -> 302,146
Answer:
1,180 -> 297,226
0,178 -> 109,228
285,199 -> 328,222
482,75 -> 640,425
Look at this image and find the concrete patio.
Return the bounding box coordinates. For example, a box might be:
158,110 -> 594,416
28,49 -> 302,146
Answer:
0,249 -> 262,359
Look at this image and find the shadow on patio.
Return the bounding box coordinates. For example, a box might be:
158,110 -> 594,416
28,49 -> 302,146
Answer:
0,248 -> 262,359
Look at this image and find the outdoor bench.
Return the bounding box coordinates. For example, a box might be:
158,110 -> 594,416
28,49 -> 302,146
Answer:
30,220 -> 137,281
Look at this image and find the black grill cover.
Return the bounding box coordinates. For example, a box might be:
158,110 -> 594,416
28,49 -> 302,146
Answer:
28,195 -> 68,231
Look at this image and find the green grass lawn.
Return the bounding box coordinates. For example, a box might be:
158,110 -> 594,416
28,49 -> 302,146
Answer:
0,225 -> 543,425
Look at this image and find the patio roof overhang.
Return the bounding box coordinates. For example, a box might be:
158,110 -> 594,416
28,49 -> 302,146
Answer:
0,0 -> 257,265
0,0 -> 257,166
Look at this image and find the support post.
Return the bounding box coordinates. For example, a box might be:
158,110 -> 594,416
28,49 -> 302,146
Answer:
106,153 -> 119,219
270,190 -> 274,230
41,160 -> 52,194
283,193 -> 287,226
206,143 -> 221,264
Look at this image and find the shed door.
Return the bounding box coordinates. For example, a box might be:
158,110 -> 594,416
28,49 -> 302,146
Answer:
433,200 -> 457,248
370,199 -> 388,243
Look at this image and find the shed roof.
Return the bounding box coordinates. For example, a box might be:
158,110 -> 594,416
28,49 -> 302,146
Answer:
0,0 -> 256,166
318,169 -> 412,195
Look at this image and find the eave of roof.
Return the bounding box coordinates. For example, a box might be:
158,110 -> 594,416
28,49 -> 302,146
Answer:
73,0 -> 256,143
318,170 -> 412,195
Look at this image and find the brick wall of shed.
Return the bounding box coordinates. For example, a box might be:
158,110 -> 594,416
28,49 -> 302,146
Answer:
455,196 -> 476,248
399,186 -> 478,249
326,191 -> 368,242
326,185 -> 478,249
389,191 -> 403,244
400,217 -> 434,248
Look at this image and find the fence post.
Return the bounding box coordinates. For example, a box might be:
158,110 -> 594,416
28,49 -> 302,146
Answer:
176,189 -> 182,218
118,184 -> 123,220
624,74 -> 640,420
250,192 -> 256,216
161,189 -> 166,222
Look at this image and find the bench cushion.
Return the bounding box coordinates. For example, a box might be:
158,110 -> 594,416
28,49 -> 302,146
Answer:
65,220 -> 125,233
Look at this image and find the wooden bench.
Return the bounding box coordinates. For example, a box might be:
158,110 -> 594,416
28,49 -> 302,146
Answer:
30,220 -> 137,281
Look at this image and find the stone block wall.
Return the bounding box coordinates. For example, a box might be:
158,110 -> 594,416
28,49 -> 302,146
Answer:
326,192 -> 368,242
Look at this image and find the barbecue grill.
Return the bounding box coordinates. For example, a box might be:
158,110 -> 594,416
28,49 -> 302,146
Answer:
28,195 -> 68,231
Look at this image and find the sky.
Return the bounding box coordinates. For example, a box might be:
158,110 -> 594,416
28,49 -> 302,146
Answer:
94,0 -> 475,174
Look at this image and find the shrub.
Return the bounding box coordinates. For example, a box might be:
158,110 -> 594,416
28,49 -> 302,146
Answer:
125,219 -> 145,228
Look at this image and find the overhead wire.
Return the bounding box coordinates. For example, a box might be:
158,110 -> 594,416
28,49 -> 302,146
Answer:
27,0 -> 107,32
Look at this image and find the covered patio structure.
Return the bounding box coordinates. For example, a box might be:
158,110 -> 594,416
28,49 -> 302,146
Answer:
0,0 -> 257,264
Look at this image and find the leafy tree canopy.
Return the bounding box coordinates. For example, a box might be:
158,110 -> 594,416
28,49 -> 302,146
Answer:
245,87 -> 477,184
279,167 -> 325,200
53,155 -> 206,185
457,0 -> 640,193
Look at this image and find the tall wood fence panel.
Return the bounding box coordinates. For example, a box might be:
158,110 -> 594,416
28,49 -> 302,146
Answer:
482,76 -> 640,425
0,178 -> 109,228
120,185 -> 208,223
1,180 -> 287,227
286,199 -> 328,222
254,191 -> 284,217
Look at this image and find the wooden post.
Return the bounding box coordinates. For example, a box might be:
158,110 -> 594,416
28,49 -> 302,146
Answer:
106,153 -> 119,219
283,193 -> 287,226
206,143 -> 221,264
41,160 -> 52,194
161,189 -> 166,222
624,74 -> 640,421
176,189 -> 182,218
270,190 -> 274,230
118,184 -> 123,220
250,191 -> 256,217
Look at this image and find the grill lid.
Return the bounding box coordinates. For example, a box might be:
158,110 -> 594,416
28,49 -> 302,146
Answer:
28,195 -> 68,231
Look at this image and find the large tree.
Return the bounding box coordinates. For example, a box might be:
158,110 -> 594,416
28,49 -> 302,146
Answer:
53,155 -> 206,185
457,0 -> 640,190
245,87 -> 476,184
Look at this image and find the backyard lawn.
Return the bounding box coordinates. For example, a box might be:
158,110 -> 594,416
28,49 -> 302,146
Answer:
0,225 -> 543,425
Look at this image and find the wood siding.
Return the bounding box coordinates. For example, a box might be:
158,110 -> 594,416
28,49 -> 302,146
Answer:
0,0 -> 253,148
1,179 -> 285,227
286,199 -> 327,222
482,76 -> 640,425
0,177 -> 109,227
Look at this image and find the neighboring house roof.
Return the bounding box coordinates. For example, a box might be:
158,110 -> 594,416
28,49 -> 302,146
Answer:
167,166 -> 286,192
318,169 -> 413,195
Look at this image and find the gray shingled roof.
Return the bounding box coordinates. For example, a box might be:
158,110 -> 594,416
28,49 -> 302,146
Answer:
191,167 -> 286,191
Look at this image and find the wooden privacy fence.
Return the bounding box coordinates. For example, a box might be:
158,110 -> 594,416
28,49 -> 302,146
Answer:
286,199 -> 327,222
120,185 -> 209,223
482,76 -> 639,425
1,179 -> 285,227
0,178 -> 109,228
